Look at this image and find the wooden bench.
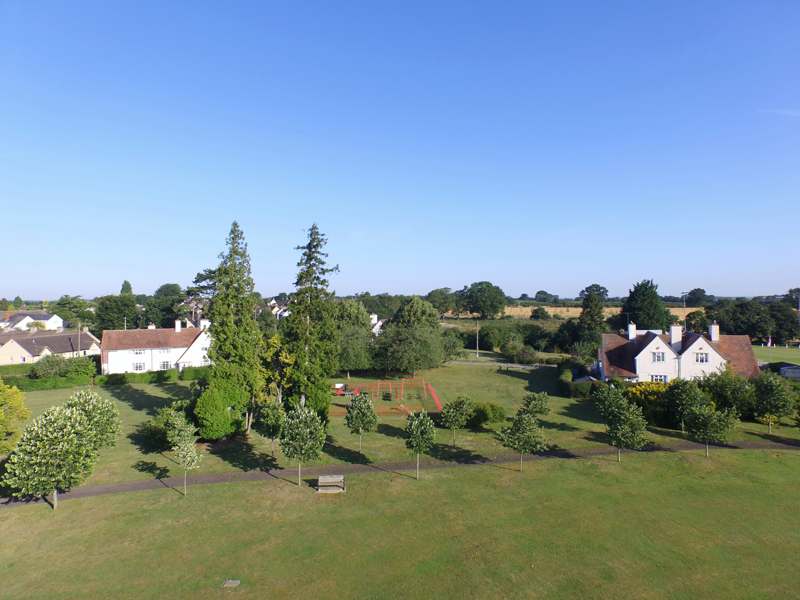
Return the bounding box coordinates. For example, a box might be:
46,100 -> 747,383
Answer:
317,474 -> 346,494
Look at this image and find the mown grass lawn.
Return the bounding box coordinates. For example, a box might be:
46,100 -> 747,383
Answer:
3,450 -> 800,599
12,363 -> 800,488
752,345 -> 800,365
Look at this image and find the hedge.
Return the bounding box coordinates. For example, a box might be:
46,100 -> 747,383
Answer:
3,374 -> 93,391
0,364 -> 33,378
3,366 -> 212,391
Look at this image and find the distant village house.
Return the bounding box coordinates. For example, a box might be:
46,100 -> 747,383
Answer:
0,329 -> 101,366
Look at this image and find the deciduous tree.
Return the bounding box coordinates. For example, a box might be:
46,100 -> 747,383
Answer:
405,411 -> 436,479
281,405 -> 327,486
344,393 -> 378,451
0,377 -> 29,453
440,396 -> 473,446
753,372 -> 796,434
254,400 -> 286,456
685,404 -> 738,457
499,410 -> 547,472
171,420 -> 201,496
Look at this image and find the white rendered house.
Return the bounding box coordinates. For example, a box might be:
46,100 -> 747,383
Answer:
0,311 -> 64,331
101,319 -> 211,375
598,322 -> 759,383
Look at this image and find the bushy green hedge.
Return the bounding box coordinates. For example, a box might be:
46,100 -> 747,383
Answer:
468,402 -> 507,427
96,370 -> 179,386
0,363 -> 33,378
3,374 -> 93,391
178,366 -> 211,382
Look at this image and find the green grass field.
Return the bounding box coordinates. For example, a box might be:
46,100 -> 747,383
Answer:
753,344 -> 800,365
3,450 -> 800,599
4,363 -> 800,598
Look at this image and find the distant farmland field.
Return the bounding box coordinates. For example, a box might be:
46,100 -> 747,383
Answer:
502,305 -> 695,320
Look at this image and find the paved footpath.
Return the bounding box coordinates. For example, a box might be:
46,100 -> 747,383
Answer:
2,437 -> 799,510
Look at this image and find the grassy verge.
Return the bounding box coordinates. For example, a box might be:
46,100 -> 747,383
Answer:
753,345 -> 800,365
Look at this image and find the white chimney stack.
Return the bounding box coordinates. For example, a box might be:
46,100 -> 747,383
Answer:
709,321 -> 720,342
199,319 -> 211,330
147,323 -> 156,330
174,319 -> 182,333
627,322 -> 637,340
670,325 -> 683,348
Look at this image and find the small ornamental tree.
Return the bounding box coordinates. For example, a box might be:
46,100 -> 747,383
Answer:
344,393 -> 378,451
500,410 -> 547,472
194,381 -> 239,440
685,404 -> 739,457
2,405 -> 97,509
254,400 -> 287,456
405,411 -> 436,480
753,372 -> 796,434
605,398 -> 649,462
520,392 -> 550,418
171,421 -> 202,496
440,396 -> 474,446
0,377 -> 29,453
280,405 -> 326,486
664,379 -> 710,432
64,389 -> 120,451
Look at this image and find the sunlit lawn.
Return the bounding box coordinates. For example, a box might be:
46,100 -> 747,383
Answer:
753,344 -> 800,365
12,364 -> 800,489
3,450 -> 800,599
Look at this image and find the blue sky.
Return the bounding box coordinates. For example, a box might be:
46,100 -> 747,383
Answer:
1,1 -> 798,300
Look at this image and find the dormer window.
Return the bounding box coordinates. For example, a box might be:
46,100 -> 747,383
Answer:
652,352 -> 665,363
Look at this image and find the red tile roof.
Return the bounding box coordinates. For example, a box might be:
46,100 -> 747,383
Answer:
101,328 -> 201,364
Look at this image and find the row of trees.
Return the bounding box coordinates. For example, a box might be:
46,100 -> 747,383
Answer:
1,389 -> 120,509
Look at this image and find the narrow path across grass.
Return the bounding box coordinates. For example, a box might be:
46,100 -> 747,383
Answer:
3,436 -> 799,510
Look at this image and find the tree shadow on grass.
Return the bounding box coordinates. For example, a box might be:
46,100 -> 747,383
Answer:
560,400 -> 604,425
208,437 -> 277,472
428,443 -> 489,464
377,423 -> 405,439
538,419 -> 580,432
647,426 -> 689,442
133,460 -> 179,493
323,436 -> 371,465
584,430 -> 611,445
104,384 -> 173,417
128,422 -> 170,456
744,431 -> 800,448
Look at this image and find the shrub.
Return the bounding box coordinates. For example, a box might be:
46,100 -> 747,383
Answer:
700,369 -> 756,420
96,369 -> 179,386
178,366 -> 212,382
4,375 -> 92,391
558,367 -> 573,396
193,380 -> 245,440
624,382 -> 668,426
530,307 -> 550,320
468,402 -> 507,428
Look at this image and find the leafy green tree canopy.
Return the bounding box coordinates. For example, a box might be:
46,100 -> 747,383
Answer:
620,280 -> 673,330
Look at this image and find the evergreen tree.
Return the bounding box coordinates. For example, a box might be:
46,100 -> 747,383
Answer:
499,410 -> 547,472
263,333 -> 296,407
344,393 -> 378,451
440,396 -> 474,446
577,285 -> 606,342
280,405 -> 326,486
620,280 -> 673,330
120,280 -> 133,295
405,411 -> 436,480
95,294 -> 139,334
208,222 -> 266,433
0,377 -> 30,453
194,381 -> 240,440
281,224 -> 339,417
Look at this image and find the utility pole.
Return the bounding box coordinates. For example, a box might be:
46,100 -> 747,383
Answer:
77,320 -> 81,356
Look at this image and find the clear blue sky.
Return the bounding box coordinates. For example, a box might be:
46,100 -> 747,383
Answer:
2,1 -> 798,300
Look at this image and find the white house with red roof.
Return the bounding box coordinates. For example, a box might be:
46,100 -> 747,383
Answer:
598,322 -> 759,383
101,319 -> 211,375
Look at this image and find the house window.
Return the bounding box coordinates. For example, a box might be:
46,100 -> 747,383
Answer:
159,361 -> 171,371
133,349 -> 145,356
21,357 -> 26,363
652,352 -> 665,363
696,353 -> 709,364
133,362 -> 145,372
651,374 -> 668,383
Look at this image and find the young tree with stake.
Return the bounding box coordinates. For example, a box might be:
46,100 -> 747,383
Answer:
753,372 -> 796,434
405,411 -> 436,480
171,421 -> 202,496
440,396 -> 473,447
280,404 -> 326,486
344,393 -> 378,452
605,398 -> 648,462
520,392 -> 550,418
685,403 -> 739,457
499,410 -> 547,472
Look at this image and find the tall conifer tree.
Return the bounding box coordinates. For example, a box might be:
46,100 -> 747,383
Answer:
208,222 -> 265,433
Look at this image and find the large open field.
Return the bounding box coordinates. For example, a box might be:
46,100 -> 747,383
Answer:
4,363 -> 800,598
752,344 -> 800,365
